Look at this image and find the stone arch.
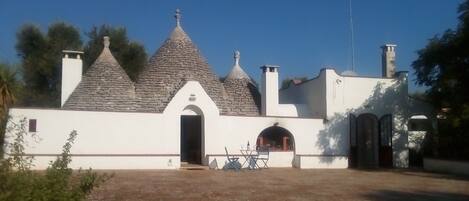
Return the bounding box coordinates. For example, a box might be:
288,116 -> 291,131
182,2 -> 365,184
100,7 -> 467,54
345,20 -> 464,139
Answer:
182,104 -> 204,116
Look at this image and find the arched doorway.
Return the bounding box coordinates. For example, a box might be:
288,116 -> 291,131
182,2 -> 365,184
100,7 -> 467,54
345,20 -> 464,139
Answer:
350,113 -> 394,168
180,105 -> 204,165
356,113 -> 379,168
256,126 -> 294,151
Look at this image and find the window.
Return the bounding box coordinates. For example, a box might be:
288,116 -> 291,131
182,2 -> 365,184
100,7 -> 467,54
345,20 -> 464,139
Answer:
29,119 -> 37,132
408,119 -> 430,131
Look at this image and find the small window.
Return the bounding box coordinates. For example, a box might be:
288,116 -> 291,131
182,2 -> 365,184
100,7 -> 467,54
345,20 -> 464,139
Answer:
29,119 -> 37,132
408,119 -> 431,131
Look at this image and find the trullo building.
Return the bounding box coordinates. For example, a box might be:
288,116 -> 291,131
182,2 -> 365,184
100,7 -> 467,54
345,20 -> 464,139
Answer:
5,10 -> 435,169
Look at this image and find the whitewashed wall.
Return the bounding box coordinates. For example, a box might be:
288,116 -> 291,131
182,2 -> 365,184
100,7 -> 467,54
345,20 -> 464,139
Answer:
6,81 -> 347,170
280,68 -> 410,168
280,71 -> 326,117
7,73 -> 414,170
6,108 -> 179,169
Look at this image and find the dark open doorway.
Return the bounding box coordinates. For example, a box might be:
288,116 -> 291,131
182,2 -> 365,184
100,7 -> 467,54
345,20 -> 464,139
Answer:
181,115 -> 202,164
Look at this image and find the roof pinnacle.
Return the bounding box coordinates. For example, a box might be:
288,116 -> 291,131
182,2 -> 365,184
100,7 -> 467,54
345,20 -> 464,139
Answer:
175,8 -> 181,27
234,50 -> 240,66
103,36 -> 110,48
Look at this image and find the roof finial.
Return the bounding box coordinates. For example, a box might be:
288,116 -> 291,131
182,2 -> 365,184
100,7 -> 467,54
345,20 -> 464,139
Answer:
175,8 -> 181,27
234,50 -> 240,66
103,36 -> 110,48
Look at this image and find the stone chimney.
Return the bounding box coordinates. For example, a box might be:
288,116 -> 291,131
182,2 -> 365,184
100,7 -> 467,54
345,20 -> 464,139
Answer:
61,50 -> 83,107
260,65 -> 280,116
381,44 -> 397,78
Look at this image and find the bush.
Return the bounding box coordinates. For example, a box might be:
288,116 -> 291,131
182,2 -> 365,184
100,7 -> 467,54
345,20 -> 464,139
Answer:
432,119 -> 469,161
0,118 -> 112,201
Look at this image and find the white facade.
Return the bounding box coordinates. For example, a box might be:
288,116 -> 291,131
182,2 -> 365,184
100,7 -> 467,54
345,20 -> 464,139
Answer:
6,66 -> 421,169
280,68 -> 411,168
4,14 -> 431,170
8,81 -> 331,169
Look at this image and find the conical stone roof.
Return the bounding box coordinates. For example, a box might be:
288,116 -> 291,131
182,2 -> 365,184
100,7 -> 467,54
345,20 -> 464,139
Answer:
63,36 -> 136,112
223,51 -> 261,116
135,16 -> 229,113
226,51 -> 252,81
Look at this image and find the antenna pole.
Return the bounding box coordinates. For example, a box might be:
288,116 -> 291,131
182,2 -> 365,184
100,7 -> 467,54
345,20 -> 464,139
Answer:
349,0 -> 356,72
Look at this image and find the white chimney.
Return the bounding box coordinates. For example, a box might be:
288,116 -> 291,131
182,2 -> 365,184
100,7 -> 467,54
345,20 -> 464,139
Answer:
260,65 -> 280,116
61,50 -> 83,107
381,44 -> 397,78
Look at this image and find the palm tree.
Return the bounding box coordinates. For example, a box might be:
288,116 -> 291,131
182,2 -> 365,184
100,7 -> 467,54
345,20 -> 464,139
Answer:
0,63 -> 19,158
0,66 -> 17,116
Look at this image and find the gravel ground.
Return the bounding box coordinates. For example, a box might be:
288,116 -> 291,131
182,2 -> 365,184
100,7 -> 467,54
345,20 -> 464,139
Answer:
88,168 -> 469,201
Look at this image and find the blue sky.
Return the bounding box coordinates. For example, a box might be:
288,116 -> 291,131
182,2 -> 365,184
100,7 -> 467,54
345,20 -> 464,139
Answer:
0,0 -> 463,92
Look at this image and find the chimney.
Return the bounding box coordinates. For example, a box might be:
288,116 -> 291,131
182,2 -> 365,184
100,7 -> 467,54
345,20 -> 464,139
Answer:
381,44 -> 397,78
260,65 -> 280,116
61,50 -> 83,107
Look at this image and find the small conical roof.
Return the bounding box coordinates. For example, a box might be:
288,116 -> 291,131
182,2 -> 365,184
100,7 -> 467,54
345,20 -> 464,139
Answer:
223,51 -> 261,116
225,50 -> 254,82
63,36 -> 136,112
135,9 -> 229,113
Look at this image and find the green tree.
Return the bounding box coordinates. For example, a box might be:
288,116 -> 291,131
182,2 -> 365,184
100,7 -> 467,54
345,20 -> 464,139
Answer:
16,22 -> 82,107
281,76 -> 308,89
412,0 -> 469,159
83,25 -> 147,81
16,23 -> 147,107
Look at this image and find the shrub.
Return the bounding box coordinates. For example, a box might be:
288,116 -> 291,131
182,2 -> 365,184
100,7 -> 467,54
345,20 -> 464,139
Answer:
0,118 -> 112,201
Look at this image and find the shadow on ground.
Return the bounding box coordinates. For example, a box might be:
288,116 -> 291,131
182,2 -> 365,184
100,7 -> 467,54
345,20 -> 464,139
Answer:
363,190 -> 469,201
395,169 -> 469,182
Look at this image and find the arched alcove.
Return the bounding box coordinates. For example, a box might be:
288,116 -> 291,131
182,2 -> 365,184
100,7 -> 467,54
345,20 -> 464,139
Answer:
256,126 -> 295,151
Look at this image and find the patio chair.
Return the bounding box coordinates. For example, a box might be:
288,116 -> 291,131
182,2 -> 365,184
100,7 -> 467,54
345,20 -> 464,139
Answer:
255,146 -> 269,168
224,147 -> 240,170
